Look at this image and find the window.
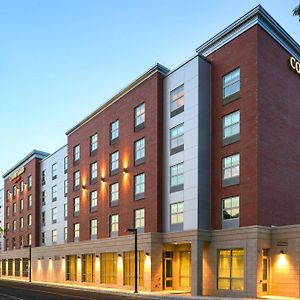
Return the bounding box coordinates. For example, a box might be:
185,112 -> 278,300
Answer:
28,214 -> 32,229
90,190 -> 97,212
110,151 -> 119,175
64,227 -> 68,243
82,254 -> 95,283
28,195 -> 32,208
20,181 -> 24,193
28,175 -> 32,189
6,222 -> 9,232
223,68 -> 240,102
109,183 -> 119,207
6,190 -> 10,202
20,217 -> 24,230
22,258 -> 29,277
218,249 -> 244,291
90,133 -> 98,154
52,163 -> 58,180
66,255 -> 77,281
64,156 -> 68,173
170,162 -> 184,192
170,123 -> 184,154
134,173 -> 145,200
15,258 -> 21,276
170,85 -> 184,117
90,162 -> 98,183
73,171 -> 80,189
8,259 -> 13,276
124,251 -> 144,286
110,214 -> 119,237
134,138 -> 145,165
170,202 -> 184,231
2,260 -> 6,276
41,232 -> 45,244
222,196 -> 240,228
13,203 -> 16,215
52,229 -> 57,244
222,153 -> 240,187
52,185 -> 57,202
64,180 -> 68,196
74,223 -> 80,242
28,233 -> 32,245
90,219 -> 97,240
13,185 -> 17,198
73,144 -> 80,163
52,207 -> 57,224
42,170 -> 46,185
110,120 -> 119,142
223,111 -> 240,145
100,253 -> 117,284
13,220 -> 16,232
41,211 -> 46,225
134,103 -> 145,129
64,203 -> 68,220
41,191 -> 46,206
20,199 -> 24,211
73,197 -> 80,217
6,206 -> 9,218
135,208 -> 145,233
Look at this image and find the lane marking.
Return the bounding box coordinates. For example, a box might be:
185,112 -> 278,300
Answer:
0,293 -> 24,300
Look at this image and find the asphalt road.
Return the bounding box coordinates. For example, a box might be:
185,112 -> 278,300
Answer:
0,280 -> 147,300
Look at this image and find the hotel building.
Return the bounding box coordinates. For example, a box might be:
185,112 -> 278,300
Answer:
1,5 -> 300,298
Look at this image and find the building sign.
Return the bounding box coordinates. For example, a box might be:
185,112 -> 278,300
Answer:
289,57 -> 300,76
9,166 -> 25,182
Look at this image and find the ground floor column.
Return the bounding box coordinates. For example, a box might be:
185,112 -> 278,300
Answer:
191,238 -> 203,296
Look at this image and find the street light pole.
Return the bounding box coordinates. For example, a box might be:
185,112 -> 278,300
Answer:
24,245 -> 31,282
126,228 -> 138,293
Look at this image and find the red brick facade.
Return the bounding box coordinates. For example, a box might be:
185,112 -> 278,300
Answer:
67,71 -> 164,242
4,157 -> 42,250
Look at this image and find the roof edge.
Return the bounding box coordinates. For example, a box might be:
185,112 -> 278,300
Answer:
196,5 -> 300,60
65,63 -> 170,136
3,150 -> 49,179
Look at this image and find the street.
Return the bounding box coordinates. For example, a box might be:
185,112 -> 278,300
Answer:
0,280 -> 147,300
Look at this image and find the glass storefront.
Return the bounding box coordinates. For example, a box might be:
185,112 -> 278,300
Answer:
123,251 -> 144,286
66,255 -> 77,281
100,252 -> 117,284
82,254 -> 95,283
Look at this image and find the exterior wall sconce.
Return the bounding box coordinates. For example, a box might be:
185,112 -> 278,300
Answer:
145,252 -> 150,256
77,256 -> 81,259
101,177 -> 105,183
38,258 -> 41,260
49,257 -> 52,260
81,185 -> 86,190
118,253 -> 122,257
96,255 -> 99,258
280,250 -> 285,254
123,168 -> 128,175
61,256 -> 65,259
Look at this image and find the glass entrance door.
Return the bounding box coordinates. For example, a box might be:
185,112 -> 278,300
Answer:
261,249 -> 269,294
163,252 -> 173,289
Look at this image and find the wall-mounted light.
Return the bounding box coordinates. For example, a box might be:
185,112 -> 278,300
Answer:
118,253 -> 122,257
61,256 -> 65,259
101,177 -> 105,183
38,258 -> 41,260
145,252 -> 150,256
49,257 -> 52,260
280,250 -> 285,255
123,168 -> 128,175
96,255 -> 99,258
77,256 -> 81,259
81,185 -> 86,190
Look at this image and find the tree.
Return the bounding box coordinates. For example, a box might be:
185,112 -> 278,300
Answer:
293,3 -> 300,21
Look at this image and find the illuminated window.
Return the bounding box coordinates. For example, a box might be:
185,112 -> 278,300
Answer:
110,214 -> 119,237
73,171 -> 80,189
124,251 -> 144,286
134,138 -> 145,165
74,223 -> 80,242
73,197 -> 80,217
90,133 -> 98,154
15,258 -> 21,277
20,181 -> 24,192
109,183 -> 119,207
13,203 -> 16,215
218,249 -> 244,291
82,254 -> 95,283
170,162 -> 184,192
52,229 -> 57,244
170,85 -> 184,117
20,217 -> 24,230
64,180 -> 68,196
90,219 -> 97,240
223,68 -> 240,100
13,220 -> 16,232
64,227 -> 68,243
110,120 -> 119,142
223,111 -> 240,144
52,207 -> 57,224
52,163 -> 58,180
170,202 -> 184,231
90,162 -> 98,183
100,252 -> 117,284
90,190 -> 97,212
135,208 -> 145,233
8,259 -> 13,276
6,190 -> 9,202
180,251 -> 191,288
13,186 -> 17,198
73,144 -> 80,162
22,258 -> 29,277
134,173 -> 145,200
134,103 -> 145,129
64,203 -> 68,219
64,156 -> 68,173
28,175 -> 32,189
222,196 -> 239,220
1,260 -> 6,276
66,255 -> 77,281
170,123 -> 184,154
28,214 -> 32,229
222,154 -> 240,187
110,151 -> 119,175
28,194 -> 32,208
28,233 -> 32,245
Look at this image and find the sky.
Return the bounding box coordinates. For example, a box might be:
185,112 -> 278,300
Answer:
0,0 -> 299,189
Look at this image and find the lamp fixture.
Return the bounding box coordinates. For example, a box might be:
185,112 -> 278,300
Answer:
77,256 -> 81,259
145,252 -> 150,256
118,253 -> 122,257
81,185 -> 86,190
49,257 -> 52,260
96,255 -> 99,258
101,177 -> 105,183
61,256 -> 65,259
280,250 -> 285,255
123,168 -> 128,175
